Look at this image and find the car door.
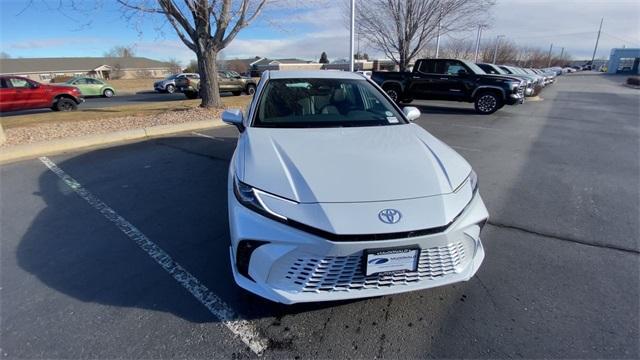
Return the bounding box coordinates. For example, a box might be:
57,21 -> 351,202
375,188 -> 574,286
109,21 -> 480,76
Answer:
8,77 -> 42,110
70,78 -> 91,96
86,78 -> 105,96
0,78 -> 17,112
434,60 -> 469,100
408,59 -> 440,100
217,71 -> 234,92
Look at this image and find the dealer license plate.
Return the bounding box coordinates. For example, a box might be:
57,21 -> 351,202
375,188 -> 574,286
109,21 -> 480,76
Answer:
364,246 -> 420,276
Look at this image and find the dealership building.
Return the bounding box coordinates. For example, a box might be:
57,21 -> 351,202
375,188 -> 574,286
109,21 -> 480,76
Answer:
607,48 -> 640,74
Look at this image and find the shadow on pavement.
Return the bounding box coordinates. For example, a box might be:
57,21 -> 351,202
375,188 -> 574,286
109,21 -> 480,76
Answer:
410,103 -> 480,115
16,135 -> 362,326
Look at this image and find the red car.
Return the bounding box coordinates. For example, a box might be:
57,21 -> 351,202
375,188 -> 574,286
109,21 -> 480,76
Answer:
0,76 -> 84,112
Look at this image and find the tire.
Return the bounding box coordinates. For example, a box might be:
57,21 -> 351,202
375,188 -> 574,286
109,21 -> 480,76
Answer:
474,92 -> 501,114
103,89 -> 114,98
184,91 -> 199,99
165,84 -> 175,94
245,84 -> 256,96
55,98 -> 77,112
232,91 -> 242,96
383,85 -> 402,103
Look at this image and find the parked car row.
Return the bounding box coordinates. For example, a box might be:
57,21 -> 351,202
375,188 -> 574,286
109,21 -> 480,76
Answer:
155,71 -> 258,99
371,58 -> 558,114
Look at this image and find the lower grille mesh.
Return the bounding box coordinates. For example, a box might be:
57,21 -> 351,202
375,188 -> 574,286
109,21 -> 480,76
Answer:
284,242 -> 465,293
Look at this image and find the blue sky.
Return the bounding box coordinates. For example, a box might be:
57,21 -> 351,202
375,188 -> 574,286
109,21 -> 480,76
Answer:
1,0 -> 639,65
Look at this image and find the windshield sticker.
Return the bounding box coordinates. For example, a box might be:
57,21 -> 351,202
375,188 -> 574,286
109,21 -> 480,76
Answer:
387,116 -> 399,123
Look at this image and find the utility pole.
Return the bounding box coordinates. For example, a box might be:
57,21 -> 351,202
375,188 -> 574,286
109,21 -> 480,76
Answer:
435,19 -> 441,58
349,0 -> 355,72
474,25 -> 484,63
492,35 -> 504,63
547,43 -> 553,67
559,47 -> 565,60
590,17 -> 603,66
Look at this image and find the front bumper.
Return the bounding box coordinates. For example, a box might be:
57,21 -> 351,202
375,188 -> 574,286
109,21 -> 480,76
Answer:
506,93 -> 524,105
228,191 -> 489,304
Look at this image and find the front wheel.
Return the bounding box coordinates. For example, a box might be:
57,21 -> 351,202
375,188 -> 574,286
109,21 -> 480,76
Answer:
245,84 -> 256,96
474,92 -> 501,114
165,84 -> 175,94
55,98 -> 77,112
103,89 -> 114,98
383,85 -> 401,103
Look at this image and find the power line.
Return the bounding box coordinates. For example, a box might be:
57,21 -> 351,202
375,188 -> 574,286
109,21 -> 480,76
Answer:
600,32 -> 640,46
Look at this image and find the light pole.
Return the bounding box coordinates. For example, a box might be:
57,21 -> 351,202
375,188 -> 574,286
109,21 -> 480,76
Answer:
349,0 -> 355,72
474,25 -> 485,63
435,19 -> 441,58
492,35 -> 505,64
547,43 -> 553,67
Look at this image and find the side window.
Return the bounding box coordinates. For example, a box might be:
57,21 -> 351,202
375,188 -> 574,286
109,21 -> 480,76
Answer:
443,61 -> 465,75
74,78 -> 88,84
0,79 -> 7,88
87,78 -> 102,84
9,78 -> 31,88
418,60 -> 437,74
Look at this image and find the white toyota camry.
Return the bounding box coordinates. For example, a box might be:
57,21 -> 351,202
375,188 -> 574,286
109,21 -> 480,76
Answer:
222,70 -> 488,304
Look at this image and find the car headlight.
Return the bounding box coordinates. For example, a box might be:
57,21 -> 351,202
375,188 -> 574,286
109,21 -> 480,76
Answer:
233,176 -> 288,221
469,169 -> 478,192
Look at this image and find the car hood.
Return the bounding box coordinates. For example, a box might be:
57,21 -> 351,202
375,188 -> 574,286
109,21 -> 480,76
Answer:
239,124 -> 471,203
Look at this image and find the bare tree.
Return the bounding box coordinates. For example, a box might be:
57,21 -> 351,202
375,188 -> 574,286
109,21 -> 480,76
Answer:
355,0 -> 494,71
167,58 -> 183,74
437,38 -> 476,60
104,45 -> 136,57
117,0 -> 268,108
185,59 -> 199,73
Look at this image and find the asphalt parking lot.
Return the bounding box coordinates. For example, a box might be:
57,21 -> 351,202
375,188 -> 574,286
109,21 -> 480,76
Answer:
1,73 -> 638,359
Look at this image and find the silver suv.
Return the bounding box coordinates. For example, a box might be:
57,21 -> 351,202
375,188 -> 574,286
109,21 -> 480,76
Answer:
154,73 -> 199,94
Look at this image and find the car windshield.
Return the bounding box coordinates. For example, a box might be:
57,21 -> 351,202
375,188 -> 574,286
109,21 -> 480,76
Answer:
460,60 -> 487,74
253,78 -> 406,128
491,65 -> 508,75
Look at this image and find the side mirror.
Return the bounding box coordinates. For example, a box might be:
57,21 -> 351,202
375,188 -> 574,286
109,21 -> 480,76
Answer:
30,82 -> 40,89
457,69 -> 468,76
402,106 -> 421,122
222,109 -> 245,132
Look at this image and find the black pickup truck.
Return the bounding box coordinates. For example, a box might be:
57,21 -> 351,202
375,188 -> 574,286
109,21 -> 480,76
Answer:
371,58 -> 525,114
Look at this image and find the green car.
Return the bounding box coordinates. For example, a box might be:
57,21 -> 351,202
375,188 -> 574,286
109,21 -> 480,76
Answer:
65,77 -> 115,98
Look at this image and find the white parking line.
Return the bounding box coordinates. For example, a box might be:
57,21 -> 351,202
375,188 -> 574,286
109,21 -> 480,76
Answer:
192,131 -> 224,141
38,157 -> 268,356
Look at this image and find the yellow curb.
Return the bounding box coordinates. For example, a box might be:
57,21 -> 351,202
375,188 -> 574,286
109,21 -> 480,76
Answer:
0,119 -> 225,164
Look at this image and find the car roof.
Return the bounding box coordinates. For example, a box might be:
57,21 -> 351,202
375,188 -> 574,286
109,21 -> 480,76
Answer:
266,70 -> 365,80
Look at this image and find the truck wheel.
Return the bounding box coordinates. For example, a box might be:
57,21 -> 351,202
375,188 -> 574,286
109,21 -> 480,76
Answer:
474,92 -> 501,114
245,84 -> 256,95
103,89 -> 114,98
185,91 -> 199,99
383,85 -> 402,103
165,84 -> 175,94
55,98 -> 77,112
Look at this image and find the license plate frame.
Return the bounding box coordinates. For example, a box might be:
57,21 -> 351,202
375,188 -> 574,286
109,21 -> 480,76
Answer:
364,245 -> 420,276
